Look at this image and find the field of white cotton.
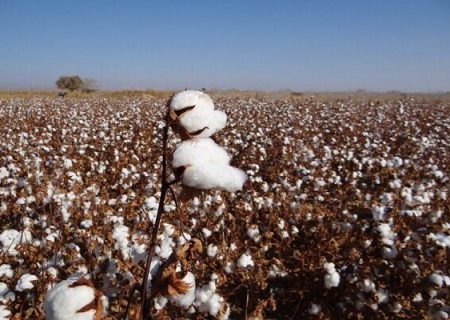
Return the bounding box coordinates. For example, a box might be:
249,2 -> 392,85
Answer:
0,94 -> 449,319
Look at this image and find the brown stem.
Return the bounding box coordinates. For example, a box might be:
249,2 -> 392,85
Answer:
140,104 -> 171,320
124,284 -> 138,319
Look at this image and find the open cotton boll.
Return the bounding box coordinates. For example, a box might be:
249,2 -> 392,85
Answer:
178,106 -> 216,134
183,165 -> 247,192
191,110 -> 227,138
172,138 -> 230,168
0,305 -> 11,320
170,272 -> 196,308
44,277 -> 106,320
237,253 -> 254,268
170,90 -> 214,112
324,263 -> 340,288
15,273 -> 38,292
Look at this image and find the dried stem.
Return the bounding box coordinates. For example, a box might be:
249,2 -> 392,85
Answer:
139,104 -> 171,320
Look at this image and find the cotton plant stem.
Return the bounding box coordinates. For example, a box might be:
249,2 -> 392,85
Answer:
140,107 -> 171,320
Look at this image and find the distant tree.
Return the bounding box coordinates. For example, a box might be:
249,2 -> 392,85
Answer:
56,76 -> 83,91
81,78 -> 98,93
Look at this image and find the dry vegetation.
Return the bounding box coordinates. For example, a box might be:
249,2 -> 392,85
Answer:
0,95 -> 449,319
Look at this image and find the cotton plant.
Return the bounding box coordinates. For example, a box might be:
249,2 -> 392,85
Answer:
136,90 -> 247,319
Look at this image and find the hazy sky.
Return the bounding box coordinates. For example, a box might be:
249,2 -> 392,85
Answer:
1,0 -> 449,91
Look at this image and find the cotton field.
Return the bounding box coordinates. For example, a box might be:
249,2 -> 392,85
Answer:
0,95 -> 449,319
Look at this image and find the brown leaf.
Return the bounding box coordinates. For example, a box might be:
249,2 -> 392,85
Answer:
166,272 -> 192,296
69,277 -> 94,288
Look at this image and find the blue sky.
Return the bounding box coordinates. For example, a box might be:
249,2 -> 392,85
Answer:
0,0 -> 449,91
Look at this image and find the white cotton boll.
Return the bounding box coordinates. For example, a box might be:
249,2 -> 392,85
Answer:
308,303 -> 321,315
362,279 -> 376,292
178,106 -> 216,133
237,253 -> 254,268
0,282 -> 9,296
246,226 -> 261,243
324,263 -> 340,288
376,288 -> 389,304
207,244 -> 218,257
194,276 -> 227,317
112,225 -> 130,259
64,159 -> 73,169
429,273 -> 444,287
0,305 -> 11,319
372,205 -> 387,221
170,272 -> 196,308
15,273 -> 38,292
170,90 -> 214,112
202,228 -> 212,239
183,165 -> 247,192
199,293 -> 222,316
170,91 -> 218,134
192,110 -> 227,138
0,229 -> 32,255
224,262 -> 234,274
0,167 -> 9,180
0,265 -> 13,278
172,138 -> 230,168
377,223 -> 395,245
156,235 -> 175,259
44,278 -> 106,320
170,91 -> 227,137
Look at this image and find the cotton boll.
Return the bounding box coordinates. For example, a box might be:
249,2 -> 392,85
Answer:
15,273 -> 38,292
44,277 -> 106,320
170,90 -> 214,112
237,253 -> 254,268
207,244 -> 218,257
170,91 -> 227,137
183,165 -> 247,192
429,273 -> 444,287
0,306 -> 11,319
0,264 -> 13,278
323,263 -> 340,288
372,205 -> 387,221
179,105 -> 216,134
202,228 -> 212,239
191,110 -> 227,138
0,229 -> 32,255
170,91 -> 216,134
308,303 -> 321,315
172,138 -> 230,169
0,282 -> 9,296
246,225 -> 261,243
170,272 -> 196,308
362,279 -> 376,292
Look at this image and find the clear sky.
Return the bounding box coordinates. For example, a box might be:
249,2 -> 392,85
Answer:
0,0 -> 449,91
